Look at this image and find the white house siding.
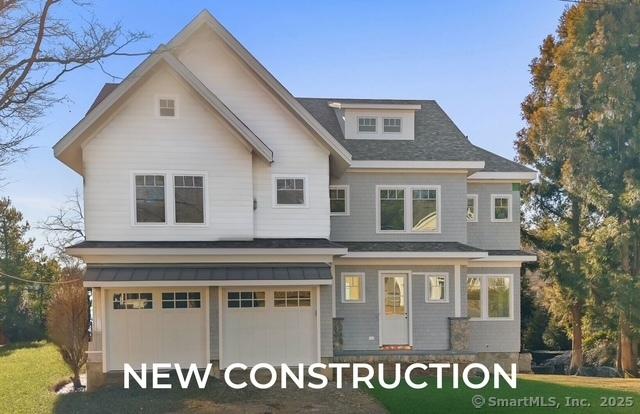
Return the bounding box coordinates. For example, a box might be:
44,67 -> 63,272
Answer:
82,66 -> 254,241
330,172 -> 468,243
467,266 -> 521,353
176,26 -> 331,238
466,183 -> 521,250
335,264 -> 459,351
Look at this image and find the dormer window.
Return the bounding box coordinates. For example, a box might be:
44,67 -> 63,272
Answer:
358,117 -> 377,133
158,98 -> 176,117
383,118 -> 401,133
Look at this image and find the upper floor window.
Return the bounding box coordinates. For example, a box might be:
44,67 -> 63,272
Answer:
379,188 -> 405,231
135,175 -> 165,223
491,194 -> 512,222
158,98 -> 176,117
412,189 -> 438,232
358,117 -> 377,133
383,118 -> 401,133
329,185 -> 349,215
377,185 -> 440,233
466,194 -> 478,222
274,176 -> 306,207
467,274 -> 513,320
174,175 -> 204,223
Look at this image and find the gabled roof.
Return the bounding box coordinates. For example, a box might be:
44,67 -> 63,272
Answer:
54,49 -> 274,173
297,97 -> 534,174
166,10 -> 352,170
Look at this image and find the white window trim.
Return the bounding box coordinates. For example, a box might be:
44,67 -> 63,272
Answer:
467,194 -> 478,223
375,185 -> 442,234
272,174 -> 309,208
329,185 -> 350,216
490,194 -> 513,223
130,170 -> 208,227
467,273 -> 514,321
156,94 -> 178,119
383,117 -> 402,134
341,272 -> 365,303
357,116 -> 377,134
421,272 -> 450,303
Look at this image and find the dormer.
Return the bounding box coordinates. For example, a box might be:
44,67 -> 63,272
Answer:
328,101 -> 421,140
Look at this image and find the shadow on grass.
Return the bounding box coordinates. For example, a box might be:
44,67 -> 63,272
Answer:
0,340 -> 46,357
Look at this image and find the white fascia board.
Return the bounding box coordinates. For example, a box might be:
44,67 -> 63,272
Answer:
84,279 -> 332,288
344,251 -> 488,259
328,102 -> 422,110
468,171 -> 538,182
349,160 -> 485,170
66,247 -> 348,257
174,11 -> 352,165
471,255 -> 537,263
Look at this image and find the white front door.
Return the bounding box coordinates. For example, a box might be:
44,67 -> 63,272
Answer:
380,273 -> 410,345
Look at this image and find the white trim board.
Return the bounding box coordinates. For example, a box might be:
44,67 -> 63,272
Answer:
329,102 -> 422,110
67,247 -> 348,257
468,171 -> 537,182
344,251 -> 487,259
351,161 -> 485,170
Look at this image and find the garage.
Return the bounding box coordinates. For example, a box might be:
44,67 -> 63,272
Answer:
105,287 -> 208,371
220,286 -> 319,368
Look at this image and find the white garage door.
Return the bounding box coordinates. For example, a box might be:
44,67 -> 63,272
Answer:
106,288 -> 207,371
221,287 -> 318,368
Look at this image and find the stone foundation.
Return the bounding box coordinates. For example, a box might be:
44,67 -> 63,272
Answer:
332,317 -> 344,354
448,317 -> 470,352
209,359 -> 221,378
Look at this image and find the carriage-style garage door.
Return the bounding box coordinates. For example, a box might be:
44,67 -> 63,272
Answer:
105,288 -> 207,371
220,287 -> 318,368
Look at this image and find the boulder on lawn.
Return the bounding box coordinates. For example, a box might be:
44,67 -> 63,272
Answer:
575,366 -> 621,378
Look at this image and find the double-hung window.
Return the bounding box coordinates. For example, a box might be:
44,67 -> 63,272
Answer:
135,175 -> 166,223
466,274 -> 513,320
274,176 -> 306,207
342,272 -> 365,303
358,117 -> 377,133
377,186 -> 440,233
174,175 -> 204,223
383,118 -> 401,133
329,185 -> 349,215
491,194 -> 512,222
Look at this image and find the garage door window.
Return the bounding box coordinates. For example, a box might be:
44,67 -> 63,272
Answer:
227,291 -> 265,308
162,292 -> 201,309
113,293 -> 153,310
274,290 -> 311,307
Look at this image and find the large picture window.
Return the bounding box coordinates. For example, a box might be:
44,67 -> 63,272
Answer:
135,175 -> 165,223
467,274 -> 513,320
174,175 -> 204,223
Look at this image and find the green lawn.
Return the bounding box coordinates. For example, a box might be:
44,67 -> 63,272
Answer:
369,374 -> 640,414
0,342 -> 71,414
2,342 -> 640,414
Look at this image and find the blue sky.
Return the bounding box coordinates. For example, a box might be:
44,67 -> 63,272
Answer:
3,0 -> 567,247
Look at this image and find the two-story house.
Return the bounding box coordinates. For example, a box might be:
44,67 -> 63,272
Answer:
53,10 -> 536,389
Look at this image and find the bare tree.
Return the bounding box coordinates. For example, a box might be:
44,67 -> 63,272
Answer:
0,0 -> 148,171
38,188 -> 84,266
47,267 -> 88,390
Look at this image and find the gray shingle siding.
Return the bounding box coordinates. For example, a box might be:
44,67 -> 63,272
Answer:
330,172 -> 467,243
467,183 -> 521,250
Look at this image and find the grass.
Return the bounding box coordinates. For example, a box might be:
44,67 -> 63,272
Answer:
369,374 -> 640,414
0,341 -> 71,414
2,343 -> 640,413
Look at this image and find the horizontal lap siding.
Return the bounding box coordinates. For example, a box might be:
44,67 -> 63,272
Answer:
335,265 -> 457,351
467,183 -> 520,250
320,285 -> 333,357
83,67 -> 254,241
330,172 -> 467,243
177,27 -> 330,239
468,266 -> 521,352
